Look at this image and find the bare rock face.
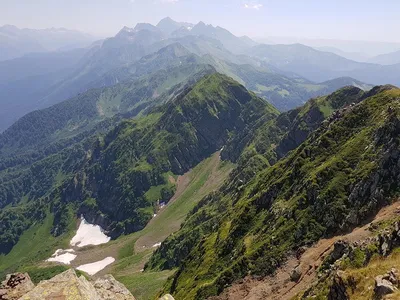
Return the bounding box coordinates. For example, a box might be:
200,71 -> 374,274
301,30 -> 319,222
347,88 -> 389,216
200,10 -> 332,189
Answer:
94,274 -> 134,300
327,274 -> 349,300
18,269 -> 135,300
374,275 -> 397,298
374,268 -> 399,299
0,273 -> 34,300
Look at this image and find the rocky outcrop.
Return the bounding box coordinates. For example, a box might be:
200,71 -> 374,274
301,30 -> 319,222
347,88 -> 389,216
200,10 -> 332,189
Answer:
93,274 -> 135,300
5,269 -> 135,300
327,273 -> 349,300
374,268 -> 399,299
0,273 -> 34,300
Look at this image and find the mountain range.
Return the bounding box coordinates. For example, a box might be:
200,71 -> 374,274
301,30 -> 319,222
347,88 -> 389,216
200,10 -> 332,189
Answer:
0,17 -> 381,132
0,24 -> 96,61
1,17 -> 400,300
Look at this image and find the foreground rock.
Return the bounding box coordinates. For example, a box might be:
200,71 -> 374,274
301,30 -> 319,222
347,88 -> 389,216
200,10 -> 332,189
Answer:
0,273 -> 35,300
3,269 -> 135,300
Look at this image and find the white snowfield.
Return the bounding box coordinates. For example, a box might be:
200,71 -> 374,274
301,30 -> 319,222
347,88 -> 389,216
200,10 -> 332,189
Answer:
46,249 -> 77,265
152,242 -> 162,248
76,257 -> 116,275
70,217 -> 111,247
46,217 -> 112,267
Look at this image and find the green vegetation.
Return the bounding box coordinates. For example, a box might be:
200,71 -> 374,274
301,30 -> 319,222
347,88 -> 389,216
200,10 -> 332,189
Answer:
147,87 -> 400,299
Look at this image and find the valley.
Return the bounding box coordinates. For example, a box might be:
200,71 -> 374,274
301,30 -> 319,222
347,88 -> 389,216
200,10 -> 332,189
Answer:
1,12 -> 400,300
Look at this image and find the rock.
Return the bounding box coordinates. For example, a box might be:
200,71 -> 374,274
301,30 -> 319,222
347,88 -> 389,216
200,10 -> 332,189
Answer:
290,266 -> 302,282
19,269 -> 135,300
328,274 -> 349,300
94,274 -> 135,300
374,275 -> 398,299
159,295 -> 175,300
0,273 -> 35,300
331,241 -> 350,261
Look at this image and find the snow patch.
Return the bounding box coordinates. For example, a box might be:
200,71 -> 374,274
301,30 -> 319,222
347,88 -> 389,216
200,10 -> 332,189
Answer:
152,242 -> 162,248
77,257 -> 115,276
70,217 -> 111,248
46,249 -> 77,265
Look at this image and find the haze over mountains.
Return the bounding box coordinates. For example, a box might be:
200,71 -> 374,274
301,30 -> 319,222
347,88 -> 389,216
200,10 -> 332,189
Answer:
0,24 -> 97,61
2,17 -> 400,132
1,15 -> 400,300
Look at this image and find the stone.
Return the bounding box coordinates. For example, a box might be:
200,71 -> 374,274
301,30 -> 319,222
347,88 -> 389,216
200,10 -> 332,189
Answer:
18,269 -> 135,300
0,273 -> 35,300
374,275 -> 398,299
159,295 -> 175,300
20,269 -> 99,300
331,240 -> 350,261
328,274 -> 349,300
94,274 -> 135,300
290,266 -> 302,282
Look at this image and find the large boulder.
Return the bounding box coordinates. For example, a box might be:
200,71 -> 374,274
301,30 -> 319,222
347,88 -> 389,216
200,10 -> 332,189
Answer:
94,274 -> 134,300
290,266 -> 302,282
19,269 -> 135,300
374,274 -> 398,299
0,273 -> 35,300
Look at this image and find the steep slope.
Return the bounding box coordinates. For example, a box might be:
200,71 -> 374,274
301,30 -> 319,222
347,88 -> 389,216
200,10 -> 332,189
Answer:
247,43 -> 400,86
147,86 -> 400,299
0,63 -> 214,156
0,73 -> 278,261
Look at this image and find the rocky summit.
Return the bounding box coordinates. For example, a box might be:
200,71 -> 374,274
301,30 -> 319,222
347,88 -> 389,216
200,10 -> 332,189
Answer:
0,269 -> 135,300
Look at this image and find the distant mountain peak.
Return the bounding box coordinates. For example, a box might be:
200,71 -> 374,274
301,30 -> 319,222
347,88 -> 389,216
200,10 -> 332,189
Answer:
133,22 -> 160,33
157,17 -> 194,35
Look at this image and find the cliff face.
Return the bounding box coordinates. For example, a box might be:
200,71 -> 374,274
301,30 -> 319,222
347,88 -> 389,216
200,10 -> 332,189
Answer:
0,269 -> 135,300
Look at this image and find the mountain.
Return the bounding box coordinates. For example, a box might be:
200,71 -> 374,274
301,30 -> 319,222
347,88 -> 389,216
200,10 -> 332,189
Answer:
0,19 -> 377,133
258,36 -> 400,57
0,25 -> 96,61
171,21 -> 257,54
146,85 -> 400,299
201,55 -> 372,111
0,73 -> 278,255
368,49 -> 400,65
246,43 -> 400,86
315,46 -> 370,62
157,17 -> 194,35
0,48 -> 88,86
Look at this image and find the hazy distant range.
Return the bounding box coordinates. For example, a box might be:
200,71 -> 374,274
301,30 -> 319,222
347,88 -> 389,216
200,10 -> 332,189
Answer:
257,36 -> 400,62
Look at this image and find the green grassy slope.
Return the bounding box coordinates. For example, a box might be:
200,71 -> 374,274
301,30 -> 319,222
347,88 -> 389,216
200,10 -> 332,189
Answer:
0,73 -> 276,267
147,87 -> 400,299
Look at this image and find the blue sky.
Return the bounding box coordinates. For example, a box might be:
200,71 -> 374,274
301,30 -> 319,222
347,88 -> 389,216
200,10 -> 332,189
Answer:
1,0 -> 400,42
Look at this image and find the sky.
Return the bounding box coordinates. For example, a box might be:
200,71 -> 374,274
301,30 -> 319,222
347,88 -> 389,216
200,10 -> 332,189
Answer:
1,0 -> 400,43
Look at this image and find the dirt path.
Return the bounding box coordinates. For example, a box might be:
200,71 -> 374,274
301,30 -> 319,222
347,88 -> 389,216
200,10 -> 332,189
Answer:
211,201 -> 400,300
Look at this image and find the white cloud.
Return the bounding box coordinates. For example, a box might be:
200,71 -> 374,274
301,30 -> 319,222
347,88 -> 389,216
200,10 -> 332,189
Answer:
243,2 -> 263,10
